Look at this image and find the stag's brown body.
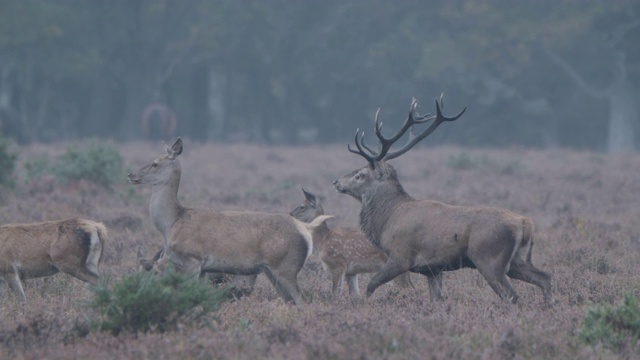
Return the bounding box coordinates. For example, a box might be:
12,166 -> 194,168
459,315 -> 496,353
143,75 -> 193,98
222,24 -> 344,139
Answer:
0,218 -> 106,300
128,138 -> 331,305
290,188 -> 413,296
334,97 -> 552,304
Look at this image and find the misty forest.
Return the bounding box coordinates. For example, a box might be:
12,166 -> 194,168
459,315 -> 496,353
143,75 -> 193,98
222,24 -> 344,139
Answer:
1,1 -> 640,359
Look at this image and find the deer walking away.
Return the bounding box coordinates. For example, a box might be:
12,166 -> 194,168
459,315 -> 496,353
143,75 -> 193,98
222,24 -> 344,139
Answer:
127,138 -> 332,305
0,218 -> 107,301
290,188 -> 413,296
333,97 -> 552,304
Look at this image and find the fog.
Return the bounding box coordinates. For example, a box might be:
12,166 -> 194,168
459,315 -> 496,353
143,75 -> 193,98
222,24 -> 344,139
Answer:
0,0 -> 638,153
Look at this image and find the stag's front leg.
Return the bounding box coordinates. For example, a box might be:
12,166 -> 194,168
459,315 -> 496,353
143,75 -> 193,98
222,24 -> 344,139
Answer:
427,273 -> 444,301
366,258 -> 409,296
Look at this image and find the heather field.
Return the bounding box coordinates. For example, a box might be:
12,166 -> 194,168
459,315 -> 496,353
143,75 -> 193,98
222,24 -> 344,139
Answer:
1,141 -> 640,359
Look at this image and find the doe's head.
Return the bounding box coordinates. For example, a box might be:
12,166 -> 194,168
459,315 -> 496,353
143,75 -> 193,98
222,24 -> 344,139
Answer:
128,138 -> 183,186
289,188 -> 325,222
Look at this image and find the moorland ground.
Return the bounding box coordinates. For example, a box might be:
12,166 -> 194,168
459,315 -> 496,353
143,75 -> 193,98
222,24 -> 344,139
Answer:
1,141 -> 639,359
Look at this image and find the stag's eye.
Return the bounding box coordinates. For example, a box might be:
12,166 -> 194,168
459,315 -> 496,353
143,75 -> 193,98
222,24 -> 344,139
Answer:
151,163 -> 158,168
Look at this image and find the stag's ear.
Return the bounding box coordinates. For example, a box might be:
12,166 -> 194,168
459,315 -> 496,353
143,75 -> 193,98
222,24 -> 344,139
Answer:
165,138 -> 183,159
302,188 -> 317,206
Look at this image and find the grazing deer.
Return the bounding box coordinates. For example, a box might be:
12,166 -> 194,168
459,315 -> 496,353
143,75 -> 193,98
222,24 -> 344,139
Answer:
333,97 -> 552,304
290,188 -> 413,296
0,218 -> 107,301
127,138 -> 332,305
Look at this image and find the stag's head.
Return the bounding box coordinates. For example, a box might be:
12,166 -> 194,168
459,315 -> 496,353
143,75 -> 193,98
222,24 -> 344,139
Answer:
333,96 -> 466,202
128,138 -> 183,186
290,188 -> 325,222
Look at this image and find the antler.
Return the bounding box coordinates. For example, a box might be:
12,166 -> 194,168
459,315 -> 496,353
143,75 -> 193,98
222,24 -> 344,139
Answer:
347,96 -> 467,164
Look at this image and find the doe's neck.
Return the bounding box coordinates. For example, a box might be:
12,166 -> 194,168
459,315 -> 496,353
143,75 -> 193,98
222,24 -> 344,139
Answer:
149,173 -> 183,244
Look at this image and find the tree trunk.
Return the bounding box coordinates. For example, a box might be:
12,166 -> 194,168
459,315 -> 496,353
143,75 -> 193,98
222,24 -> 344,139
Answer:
207,67 -> 227,141
607,82 -> 637,153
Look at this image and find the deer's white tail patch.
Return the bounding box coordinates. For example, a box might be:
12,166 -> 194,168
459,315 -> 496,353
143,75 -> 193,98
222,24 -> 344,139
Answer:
85,226 -> 103,276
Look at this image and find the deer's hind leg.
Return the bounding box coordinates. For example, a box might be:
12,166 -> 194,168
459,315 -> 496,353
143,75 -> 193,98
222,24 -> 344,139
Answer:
507,260 -> 552,304
7,265 -> 27,301
346,274 -> 360,296
262,267 -> 304,305
472,254 -> 519,304
329,266 -> 346,296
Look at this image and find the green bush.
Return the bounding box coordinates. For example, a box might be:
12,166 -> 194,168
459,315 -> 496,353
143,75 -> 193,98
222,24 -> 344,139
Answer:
89,270 -> 228,336
24,154 -> 52,181
578,292 -> 640,350
53,141 -> 123,188
0,132 -> 17,187
447,151 -> 488,170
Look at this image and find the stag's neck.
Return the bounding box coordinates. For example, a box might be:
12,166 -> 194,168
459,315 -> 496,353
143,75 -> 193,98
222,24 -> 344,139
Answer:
359,180 -> 413,247
149,175 -> 183,245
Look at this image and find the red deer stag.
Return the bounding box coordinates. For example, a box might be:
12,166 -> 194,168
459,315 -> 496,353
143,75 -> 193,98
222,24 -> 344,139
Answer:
0,218 -> 107,301
127,138 -> 332,305
333,97 -> 552,304
290,188 -> 413,296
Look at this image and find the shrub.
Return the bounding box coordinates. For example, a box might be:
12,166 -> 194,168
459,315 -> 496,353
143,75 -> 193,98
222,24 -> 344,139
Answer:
447,151 -> 488,170
23,154 -> 52,181
578,292 -> 640,350
53,141 -> 124,188
89,270 -> 228,335
0,132 -> 17,187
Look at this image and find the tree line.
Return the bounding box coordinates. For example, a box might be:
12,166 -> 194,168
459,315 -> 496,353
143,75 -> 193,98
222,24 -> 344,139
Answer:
0,0 -> 638,152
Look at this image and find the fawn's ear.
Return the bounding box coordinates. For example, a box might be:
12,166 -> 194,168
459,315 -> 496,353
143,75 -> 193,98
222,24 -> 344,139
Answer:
165,137 -> 183,159
302,187 -> 317,206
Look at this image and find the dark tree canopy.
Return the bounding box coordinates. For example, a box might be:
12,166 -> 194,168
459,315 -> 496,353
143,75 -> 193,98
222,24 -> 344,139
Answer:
0,0 -> 638,152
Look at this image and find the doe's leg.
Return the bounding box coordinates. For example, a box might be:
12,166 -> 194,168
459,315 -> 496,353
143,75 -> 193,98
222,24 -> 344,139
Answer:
8,265 -> 27,301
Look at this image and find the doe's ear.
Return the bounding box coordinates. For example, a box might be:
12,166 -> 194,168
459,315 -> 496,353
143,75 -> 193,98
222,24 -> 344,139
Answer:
302,187 -> 317,206
165,137 -> 183,159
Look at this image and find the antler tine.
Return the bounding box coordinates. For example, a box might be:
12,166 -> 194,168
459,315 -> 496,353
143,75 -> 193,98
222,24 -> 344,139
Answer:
347,128 -> 376,165
372,98 -> 429,160
383,97 -> 467,161
360,135 -> 380,156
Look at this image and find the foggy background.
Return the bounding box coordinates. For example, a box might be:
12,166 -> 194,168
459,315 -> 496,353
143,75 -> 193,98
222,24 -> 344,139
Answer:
0,0 -> 638,153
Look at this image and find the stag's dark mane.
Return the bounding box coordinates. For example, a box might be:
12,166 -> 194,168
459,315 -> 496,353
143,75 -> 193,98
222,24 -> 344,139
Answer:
359,161 -> 413,247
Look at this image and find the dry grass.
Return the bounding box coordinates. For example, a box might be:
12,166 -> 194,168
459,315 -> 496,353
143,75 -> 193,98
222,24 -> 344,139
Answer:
1,141 -> 640,359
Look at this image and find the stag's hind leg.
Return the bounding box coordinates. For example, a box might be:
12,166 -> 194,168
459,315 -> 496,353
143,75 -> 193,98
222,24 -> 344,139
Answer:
507,260 -> 552,304
471,250 -> 518,304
